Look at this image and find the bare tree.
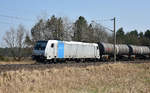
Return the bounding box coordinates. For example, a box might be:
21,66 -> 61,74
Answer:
16,25 -> 26,60
62,17 -> 73,41
3,28 -> 16,48
91,21 -> 109,43
31,19 -> 46,42
3,24 -> 26,61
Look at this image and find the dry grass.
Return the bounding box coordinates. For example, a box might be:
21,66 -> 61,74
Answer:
0,60 -> 35,64
0,62 -> 150,93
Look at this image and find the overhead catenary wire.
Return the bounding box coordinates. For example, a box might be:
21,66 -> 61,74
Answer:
91,19 -> 114,32
0,14 -> 34,22
92,18 -> 114,22
103,26 -> 113,32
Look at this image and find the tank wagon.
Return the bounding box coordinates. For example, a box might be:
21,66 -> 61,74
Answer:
97,43 -> 150,60
97,43 -> 115,60
116,44 -> 130,55
128,45 -> 150,59
97,43 -> 130,60
98,43 -> 114,56
32,40 -> 100,62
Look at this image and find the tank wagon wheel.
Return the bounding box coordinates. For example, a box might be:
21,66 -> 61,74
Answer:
75,59 -> 80,63
80,59 -> 84,62
129,56 -> 135,61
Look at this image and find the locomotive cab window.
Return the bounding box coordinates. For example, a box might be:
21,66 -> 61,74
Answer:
34,41 -> 48,50
51,43 -> 54,48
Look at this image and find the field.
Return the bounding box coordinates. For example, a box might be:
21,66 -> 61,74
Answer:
0,60 -> 35,65
0,62 -> 150,93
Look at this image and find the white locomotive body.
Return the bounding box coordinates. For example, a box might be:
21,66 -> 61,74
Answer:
32,40 -> 100,62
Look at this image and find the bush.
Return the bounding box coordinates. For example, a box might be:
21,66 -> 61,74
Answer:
0,56 -> 10,62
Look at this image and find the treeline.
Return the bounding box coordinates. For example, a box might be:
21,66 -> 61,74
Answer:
116,28 -> 150,46
1,15 -> 150,61
26,15 -> 109,45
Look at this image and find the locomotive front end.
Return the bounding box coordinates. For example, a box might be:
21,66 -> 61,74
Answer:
32,41 -> 48,61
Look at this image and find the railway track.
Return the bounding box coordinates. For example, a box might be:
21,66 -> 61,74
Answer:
0,60 -> 150,72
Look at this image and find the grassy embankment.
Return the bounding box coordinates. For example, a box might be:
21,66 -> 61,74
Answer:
0,62 -> 150,93
0,57 -> 35,64
0,60 -> 35,64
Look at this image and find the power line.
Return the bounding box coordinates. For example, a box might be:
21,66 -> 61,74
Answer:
0,14 -> 34,22
102,24 -> 113,29
91,20 -> 113,32
103,26 -> 113,32
91,19 -> 112,22
93,18 -> 120,22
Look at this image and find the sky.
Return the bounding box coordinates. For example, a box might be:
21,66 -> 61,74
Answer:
0,0 -> 150,46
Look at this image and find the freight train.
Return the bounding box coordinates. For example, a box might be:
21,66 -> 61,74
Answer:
32,40 -> 150,63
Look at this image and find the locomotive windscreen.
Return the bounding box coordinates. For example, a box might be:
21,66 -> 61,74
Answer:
34,41 -> 48,50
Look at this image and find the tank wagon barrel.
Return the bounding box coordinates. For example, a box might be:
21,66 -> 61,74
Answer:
97,43 -> 115,56
116,44 -> 130,55
128,45 -> 150,55
97,42 -> 150,60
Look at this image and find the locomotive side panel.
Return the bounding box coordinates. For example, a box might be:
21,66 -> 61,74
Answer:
64,42 -> 100,59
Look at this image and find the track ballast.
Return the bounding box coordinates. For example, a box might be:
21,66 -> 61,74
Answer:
0,60 -> 150,72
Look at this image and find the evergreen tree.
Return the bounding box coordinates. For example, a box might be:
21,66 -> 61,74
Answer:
46,15 -> 64,40
31,15 -> 65,42
31,19 -> 45,43
116,27 -> 125,44
144,29 -> 150,39
73,16 -> 88,42
125,30 -> 139,45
